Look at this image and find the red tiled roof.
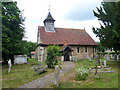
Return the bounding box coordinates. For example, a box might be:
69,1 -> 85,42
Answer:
38,26 -> 98,46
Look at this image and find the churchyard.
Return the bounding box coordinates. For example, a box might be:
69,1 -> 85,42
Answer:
2,58 -> 55,88
46,59 -> 119,88
2,55 -> 120,88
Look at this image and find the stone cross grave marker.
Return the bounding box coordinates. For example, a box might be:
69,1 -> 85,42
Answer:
104,60 -> 106,67
54,65 -> 60,87
8,59 -> 12,73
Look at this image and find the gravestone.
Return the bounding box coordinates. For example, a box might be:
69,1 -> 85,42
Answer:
112,55 -> 115,62
106,53 -> 110,61
89,57 -> 92,62
100,60 -> 102,65
104,60 -> 106,67
95,55 -> 100,64
119,55 -> 120,62
75,56 -> 77,62
86,54 -> 89,59
117,55 -> 119,60
8,59 -> 12,73
54,65 -> 60,87
114,54 -> 117,61
104,54 -> 107,60
72,56 -> 74,62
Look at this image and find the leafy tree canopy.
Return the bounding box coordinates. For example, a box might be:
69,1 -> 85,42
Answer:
2,2 -> 25,62
92,2 -> 120,53
45,45 -> 61,68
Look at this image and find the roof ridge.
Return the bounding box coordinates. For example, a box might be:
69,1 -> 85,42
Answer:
38,26 -> 85,31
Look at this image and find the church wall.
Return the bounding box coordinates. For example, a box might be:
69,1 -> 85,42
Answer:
36,45 -> 97,61
70,46 -> 97,60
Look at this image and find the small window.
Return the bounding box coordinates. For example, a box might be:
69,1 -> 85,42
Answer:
85,46 -> 87,53
77,47 -> 80,54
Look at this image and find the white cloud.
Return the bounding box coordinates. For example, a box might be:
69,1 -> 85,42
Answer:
13,0 -> 101,42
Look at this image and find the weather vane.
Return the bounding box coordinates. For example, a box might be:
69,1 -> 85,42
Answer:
48,5 -> 51,12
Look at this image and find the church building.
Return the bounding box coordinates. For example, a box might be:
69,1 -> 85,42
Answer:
36,11 -> 98,62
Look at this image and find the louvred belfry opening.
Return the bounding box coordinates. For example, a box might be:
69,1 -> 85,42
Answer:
43,12 -> 55,32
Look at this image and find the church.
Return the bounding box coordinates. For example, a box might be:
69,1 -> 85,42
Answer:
35,11 -> 98,62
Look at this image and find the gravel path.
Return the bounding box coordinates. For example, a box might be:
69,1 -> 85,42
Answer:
17,61 -> 75,88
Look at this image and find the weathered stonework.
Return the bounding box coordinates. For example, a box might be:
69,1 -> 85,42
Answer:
35,45 -> 97,61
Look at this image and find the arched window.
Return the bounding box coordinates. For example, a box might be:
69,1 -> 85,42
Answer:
77,47 -> 80,54
85,46 -> 87,53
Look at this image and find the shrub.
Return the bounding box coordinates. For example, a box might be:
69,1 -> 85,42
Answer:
75,67 -> 89,81
45,45 -> 61,68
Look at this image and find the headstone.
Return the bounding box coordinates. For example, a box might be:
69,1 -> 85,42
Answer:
100,60 -> 102,65
117,55 -> 119,60
106,53 -> 110,61
75,56 -> 77,62
89,57 -> 92,62
119,55 -> 120,62
8,59 -> 12,73
54,65 -> 60,87
86,54 -> 89,59
104,60 -> 106,67
104,54 -> 107,60
95,55 -> 100,64
114,54 -> 117,61
112,55 -> 115,62
72,56 -> 74,62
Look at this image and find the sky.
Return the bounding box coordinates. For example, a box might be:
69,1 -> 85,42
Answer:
13,0 -> 103,43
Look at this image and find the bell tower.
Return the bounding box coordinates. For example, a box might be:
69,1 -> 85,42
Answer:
43,11 -> 55,32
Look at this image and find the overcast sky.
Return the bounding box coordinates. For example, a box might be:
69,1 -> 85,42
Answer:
13,0 -> 103,42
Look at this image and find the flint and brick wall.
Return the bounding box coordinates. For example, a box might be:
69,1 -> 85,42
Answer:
36,45 -> 97,61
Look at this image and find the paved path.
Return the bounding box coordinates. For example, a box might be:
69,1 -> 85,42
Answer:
17,61 -> 75,88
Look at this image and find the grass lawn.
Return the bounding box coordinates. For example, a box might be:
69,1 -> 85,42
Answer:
2,58 -> 55,88
47,59 -> 119,88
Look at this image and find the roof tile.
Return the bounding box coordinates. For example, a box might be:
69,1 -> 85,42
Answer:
38,26 -> 98,46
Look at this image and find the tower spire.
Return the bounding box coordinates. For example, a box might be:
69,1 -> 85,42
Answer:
43,5 -> 55,32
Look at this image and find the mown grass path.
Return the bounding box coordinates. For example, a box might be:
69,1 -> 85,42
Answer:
18,61 -> 75,88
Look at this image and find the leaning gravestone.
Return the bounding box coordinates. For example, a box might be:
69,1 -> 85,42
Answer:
54,65 -> 60,87
104,60 -> 106,67
8,59 -> 12,73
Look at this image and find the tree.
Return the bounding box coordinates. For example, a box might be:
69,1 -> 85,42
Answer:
96,42 -> 106,52
92,2 -> 120,54
45,45 -> 61,68
2,2 -> 25,63
19,41 -> 37,57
